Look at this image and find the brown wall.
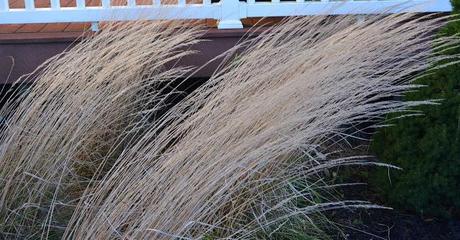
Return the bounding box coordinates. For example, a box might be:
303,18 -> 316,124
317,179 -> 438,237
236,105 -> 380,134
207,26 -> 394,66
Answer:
0,29 -> 258,84
0,40 -> 70,83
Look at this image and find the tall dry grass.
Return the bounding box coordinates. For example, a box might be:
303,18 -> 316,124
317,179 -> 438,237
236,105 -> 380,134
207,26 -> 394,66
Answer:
0,13 -> 458,239
0,20 -> 202,238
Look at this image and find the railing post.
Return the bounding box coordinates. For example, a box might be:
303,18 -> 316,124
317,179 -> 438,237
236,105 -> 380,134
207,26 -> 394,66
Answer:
218,0 -> 243,29
91,22 -> 100,31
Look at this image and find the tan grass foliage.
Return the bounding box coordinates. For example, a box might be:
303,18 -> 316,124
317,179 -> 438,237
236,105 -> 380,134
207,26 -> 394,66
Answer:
0,13 -> 458,239
0,20 -> 202,238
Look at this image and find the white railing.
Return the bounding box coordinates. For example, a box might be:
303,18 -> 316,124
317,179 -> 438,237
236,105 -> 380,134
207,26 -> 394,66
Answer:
0,0 -> 452,29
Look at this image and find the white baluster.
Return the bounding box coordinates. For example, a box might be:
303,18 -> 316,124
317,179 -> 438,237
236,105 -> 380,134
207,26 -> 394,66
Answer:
154,0 -> 160,5
203,0 -> 211,5
247,0 -> 254,4
272,0 -> 280,3
102,0 -> 110,8
76,0 -> 85,8
50,0 -> 60,9
0,0 -> 9,11
25,0 -> 35,10
178,0 -> 185,5
127,0 -> 136,6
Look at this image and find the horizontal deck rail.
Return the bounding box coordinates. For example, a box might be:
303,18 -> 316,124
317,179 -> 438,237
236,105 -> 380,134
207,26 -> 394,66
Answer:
0,0 -> 453,29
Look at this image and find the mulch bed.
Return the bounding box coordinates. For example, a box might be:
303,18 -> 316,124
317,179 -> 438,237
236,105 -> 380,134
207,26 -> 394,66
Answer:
325,181 -> 460,240
329,207 -> 460,240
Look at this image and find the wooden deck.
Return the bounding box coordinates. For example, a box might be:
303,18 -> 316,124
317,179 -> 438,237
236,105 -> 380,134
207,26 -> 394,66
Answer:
0,0 -> 279,84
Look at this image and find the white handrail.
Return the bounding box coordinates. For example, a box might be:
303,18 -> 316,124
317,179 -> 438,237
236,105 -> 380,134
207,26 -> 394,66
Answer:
0,0 -> 453,29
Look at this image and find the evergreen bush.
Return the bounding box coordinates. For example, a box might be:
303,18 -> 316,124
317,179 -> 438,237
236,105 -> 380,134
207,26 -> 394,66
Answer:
371,1 -> 460,218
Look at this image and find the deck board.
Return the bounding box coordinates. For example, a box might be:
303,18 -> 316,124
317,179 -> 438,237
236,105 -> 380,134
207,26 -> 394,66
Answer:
40,23 -> 71,32
16,24 -> 47,33
63,23 -> 90,32
0,25 -> 22,34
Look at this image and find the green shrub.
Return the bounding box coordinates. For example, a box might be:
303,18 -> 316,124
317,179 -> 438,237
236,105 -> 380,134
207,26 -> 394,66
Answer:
370,1 -> 460,218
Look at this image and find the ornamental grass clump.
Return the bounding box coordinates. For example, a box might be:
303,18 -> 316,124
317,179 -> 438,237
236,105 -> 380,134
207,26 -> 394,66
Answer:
0,20 -> 202,238
0,13 -> 459,239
